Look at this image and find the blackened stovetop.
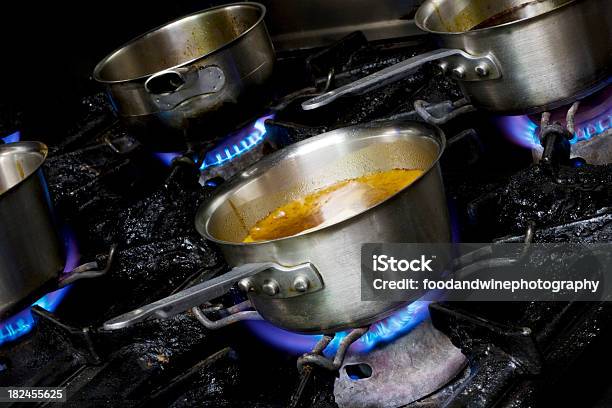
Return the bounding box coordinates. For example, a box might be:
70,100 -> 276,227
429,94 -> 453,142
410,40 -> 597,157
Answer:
1,32 -> 612,408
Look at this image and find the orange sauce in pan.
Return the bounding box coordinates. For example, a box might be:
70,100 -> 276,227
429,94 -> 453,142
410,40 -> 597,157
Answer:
243,168 -> 423,242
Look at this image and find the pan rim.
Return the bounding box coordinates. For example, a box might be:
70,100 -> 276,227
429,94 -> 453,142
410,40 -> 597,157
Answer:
196,120 -> 447,247
0,141 -> 48,199
415,0 -> 579,36
93,2 -> 267,84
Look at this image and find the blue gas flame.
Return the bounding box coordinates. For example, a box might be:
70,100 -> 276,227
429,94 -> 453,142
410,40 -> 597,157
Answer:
499,108 -> 612,148
200,114 -> 274,170
153,114 -> 274,168
355,301 -> 430,351
0,229 -> 79,346
153,152 -> 182,166
244,301 -> 430,356
1,131 -> 21,144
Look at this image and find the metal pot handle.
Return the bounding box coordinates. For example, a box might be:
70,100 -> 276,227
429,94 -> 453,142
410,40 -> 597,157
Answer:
102,262 -> 320,331
301,48 -> 501,111
144,68 -> 191,94
452,223 -> 535,279
144,65 -> 226,111
192,300 -> 264,330
58,244 -> 117,288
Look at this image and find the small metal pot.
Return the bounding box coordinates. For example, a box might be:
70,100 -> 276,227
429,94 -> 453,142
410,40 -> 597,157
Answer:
93,3 -> 275,149
0,142 -> 63,317
104,121 -> 450,334
302,0 -> 611,114
0,142 -> 114,318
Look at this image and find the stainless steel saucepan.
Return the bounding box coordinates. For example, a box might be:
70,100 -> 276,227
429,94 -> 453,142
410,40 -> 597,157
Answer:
104,121 -> 450,334
302,0 -> 611,114
93,2 -> 275,149
0,142 -> 114,318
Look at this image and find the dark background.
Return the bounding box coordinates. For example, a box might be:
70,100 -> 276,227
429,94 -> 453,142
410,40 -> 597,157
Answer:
0,1 -> 226,139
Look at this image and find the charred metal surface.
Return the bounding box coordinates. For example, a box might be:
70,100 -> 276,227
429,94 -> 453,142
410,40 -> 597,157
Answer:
31,306 -> 102,365
428,300 -> 612,408
110,184 -> 211,249
50,93 -> 117,154
497,303 -> 612,407
93,238 -> 221,316
0,314 -> 87,388
443,347 -> 523,408
466,164 -> 612,239
498,213 -> 612,244
270,36 -> 462,143
0,86 -> 230,406
429,303 -> 542,375
44,139 -> 135,208
125,344 -> 337,408
52,314 -> 221,407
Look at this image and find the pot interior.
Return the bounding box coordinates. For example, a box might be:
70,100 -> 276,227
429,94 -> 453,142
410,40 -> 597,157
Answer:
416,0 -> 573,33
94,3 -> 264,82
200,123 -> 442,244
0,142 -> 47,195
